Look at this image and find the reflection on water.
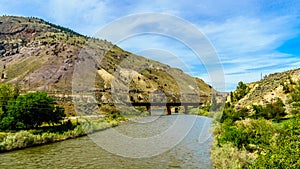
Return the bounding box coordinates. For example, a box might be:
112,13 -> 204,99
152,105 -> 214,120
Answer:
0,115 -> 212,169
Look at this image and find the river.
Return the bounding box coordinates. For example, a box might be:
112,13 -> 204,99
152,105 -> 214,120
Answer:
0,114 -> 213,169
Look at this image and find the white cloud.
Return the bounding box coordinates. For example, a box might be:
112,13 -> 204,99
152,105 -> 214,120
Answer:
197,16 -> 299,90
202,16 -> 296,55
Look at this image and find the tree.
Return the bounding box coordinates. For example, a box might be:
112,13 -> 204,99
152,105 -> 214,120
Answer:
4,92 -> 65,129
232,81 -> 249,102
0,83 -> 19,114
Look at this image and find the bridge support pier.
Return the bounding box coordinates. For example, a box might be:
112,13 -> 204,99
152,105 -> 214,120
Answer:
166,106 -> 171,115
184,105 -> 188,114
146,105 -> 151,116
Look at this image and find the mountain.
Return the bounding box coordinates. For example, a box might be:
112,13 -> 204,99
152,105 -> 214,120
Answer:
233,68 -> 300,113
0,16 -> 214,114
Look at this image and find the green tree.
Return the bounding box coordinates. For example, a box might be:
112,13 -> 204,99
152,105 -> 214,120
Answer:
0,83 -> 19,114
232,81 -> 249,102
5,92 -> 65,129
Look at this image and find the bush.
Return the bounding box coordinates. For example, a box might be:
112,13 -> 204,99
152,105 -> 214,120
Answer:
220,104 -> 248,123
218,125 -> 249,149
249,117 -> 300,168
236,119 -> 276,150
252,98 -> 286,121
212,81 -> 299,168
217,118 -> 277,150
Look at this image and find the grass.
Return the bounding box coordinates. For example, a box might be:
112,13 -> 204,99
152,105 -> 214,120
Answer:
211,142 -> 256,169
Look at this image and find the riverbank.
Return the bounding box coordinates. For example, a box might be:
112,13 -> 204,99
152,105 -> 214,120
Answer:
0,109 -> 212,154
0,108 -> 151,153
0,118 -> 113,153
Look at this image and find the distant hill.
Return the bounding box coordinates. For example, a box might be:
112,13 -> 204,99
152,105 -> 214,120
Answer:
233,68 -> 300,113
0,16 -> 214,114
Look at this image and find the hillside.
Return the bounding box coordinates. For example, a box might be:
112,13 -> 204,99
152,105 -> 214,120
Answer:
213,67 -> 300,169
233,68 -> 300,113
0,16 -> 214,114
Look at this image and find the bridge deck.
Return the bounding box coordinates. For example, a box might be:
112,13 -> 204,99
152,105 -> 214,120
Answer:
123,102 -> 202,107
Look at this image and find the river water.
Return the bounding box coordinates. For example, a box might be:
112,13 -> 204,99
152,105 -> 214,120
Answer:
0,114 -> 213,169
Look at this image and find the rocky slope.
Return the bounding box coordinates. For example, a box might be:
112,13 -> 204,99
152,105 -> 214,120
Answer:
0,16 -> 214,113
234,68 -> 300,113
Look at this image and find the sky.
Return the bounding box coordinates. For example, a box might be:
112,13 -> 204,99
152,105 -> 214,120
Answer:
0,0 -> 299,91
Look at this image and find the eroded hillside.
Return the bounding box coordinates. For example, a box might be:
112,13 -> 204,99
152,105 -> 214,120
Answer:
0,16 -> 214,112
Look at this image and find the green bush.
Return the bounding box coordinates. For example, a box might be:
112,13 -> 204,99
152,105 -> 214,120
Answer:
220,103 -> 248,123
252,98 -> 286,121
218,125 -> 248,149
249,117 -> 300,168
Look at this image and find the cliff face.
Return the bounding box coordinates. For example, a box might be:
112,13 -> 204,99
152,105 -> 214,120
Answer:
0,16 -> 214,107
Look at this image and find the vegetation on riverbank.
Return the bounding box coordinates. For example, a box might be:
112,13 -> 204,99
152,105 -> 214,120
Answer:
211,81 -> 300,168
0,84 -> 132,153
0,84 -> 67,130
0,118 -> 111,152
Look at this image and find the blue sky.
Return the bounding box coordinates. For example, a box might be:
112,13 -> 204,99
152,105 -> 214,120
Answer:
1,0 -> 299,91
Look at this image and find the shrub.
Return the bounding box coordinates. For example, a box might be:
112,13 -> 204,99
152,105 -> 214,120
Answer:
211,142 -> 255,169
249,117 -> 300,168
235,118 -> 276,150
0,131 -> 35,151
218,125 -> 248,149
252,98 -> 286,121
220,104 -> 248,123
